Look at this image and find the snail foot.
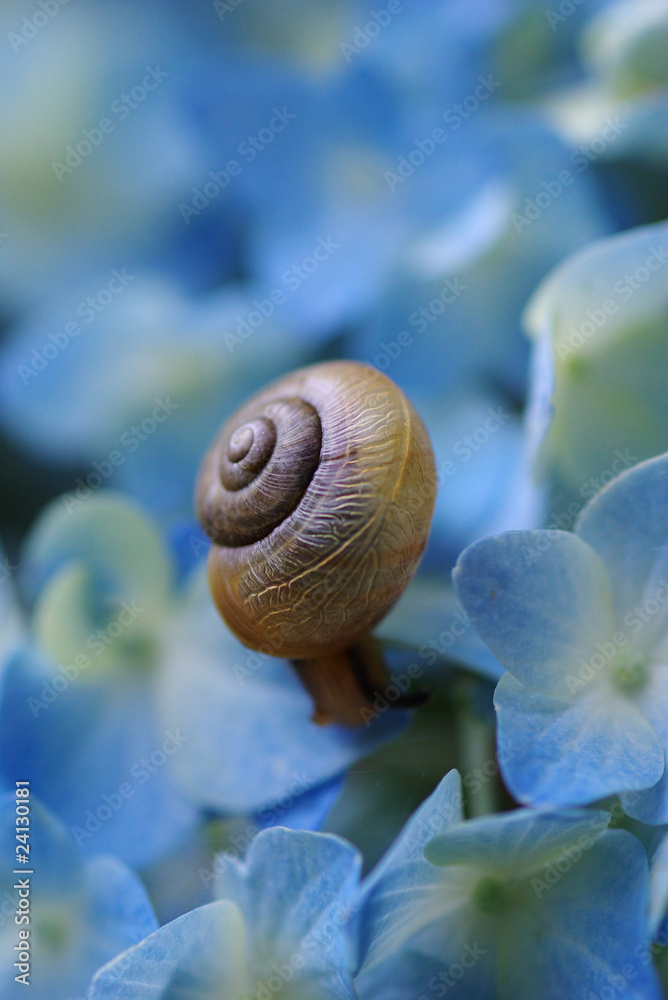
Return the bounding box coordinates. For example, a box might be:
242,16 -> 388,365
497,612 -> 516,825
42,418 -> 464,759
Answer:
291,637 -> 431,728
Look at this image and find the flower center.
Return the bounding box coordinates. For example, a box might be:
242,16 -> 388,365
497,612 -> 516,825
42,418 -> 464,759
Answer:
609,648 -> 648,692
34,910 -> 71,952
471,875 -> 512,915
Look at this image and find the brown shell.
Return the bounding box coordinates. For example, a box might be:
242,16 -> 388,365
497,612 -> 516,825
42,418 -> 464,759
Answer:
195,360 -> 437,659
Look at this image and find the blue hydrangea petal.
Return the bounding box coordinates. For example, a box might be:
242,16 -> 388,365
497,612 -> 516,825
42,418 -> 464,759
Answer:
495,671 -> 664,807
358,796 -> 659,1000
0,795 -> 81,895
255,776 -> 344,833
0,278 -> 314,519
355,946 -> 488,1000
621,774 -> 668,827
90,830 -> 360,1000
416,392 -> 534,576
495,830 -> 661,1000
22,492 -> 173,614
85,855 -> 158,948
216,827 -> 361,990
425,806 -> 611,875
523,299 -> 556,478
0,797 -> 156,1000
356,771 -> 464,973
25,493 -> 173,686
159,568 -> 406,814
582,0 -> 668,101
619,661 -> 668,824
453,529 -> 615,697
421,809 -> 659,1000
0,646 -> 200,869
576,452 -> 668,643
88,900 -> 249,1000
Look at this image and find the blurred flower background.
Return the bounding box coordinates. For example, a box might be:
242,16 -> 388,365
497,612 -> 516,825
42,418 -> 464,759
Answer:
2,0 -> 668,997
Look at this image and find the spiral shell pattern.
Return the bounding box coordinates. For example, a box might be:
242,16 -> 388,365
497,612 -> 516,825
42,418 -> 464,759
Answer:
195,361 -> 437,659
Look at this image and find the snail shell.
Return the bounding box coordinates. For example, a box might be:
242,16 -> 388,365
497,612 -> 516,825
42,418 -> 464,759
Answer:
196,360 -> 437,660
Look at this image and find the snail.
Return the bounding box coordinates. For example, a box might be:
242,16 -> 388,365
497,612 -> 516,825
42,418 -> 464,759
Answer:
195,360 -> 437,727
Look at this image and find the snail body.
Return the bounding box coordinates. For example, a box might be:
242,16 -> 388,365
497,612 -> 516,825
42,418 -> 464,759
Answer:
196,360 -> 437,722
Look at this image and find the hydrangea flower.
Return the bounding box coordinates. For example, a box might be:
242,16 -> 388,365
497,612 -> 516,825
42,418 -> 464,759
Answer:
355,770 -> 661,1000
88,770 -> 660,1000
212,0 -> 361,76
88,825 -> 361,1000
0,492 -> 403,868
0,277 -> 318,519
524,219 -> 668,512
548,0 -> 668,172
410,388 -> 540,576
0,795 -> 156,1000
582,0 -> 668,99
348,112 -> 612,405
453,451 -> 668,823
0,0 -> 246,309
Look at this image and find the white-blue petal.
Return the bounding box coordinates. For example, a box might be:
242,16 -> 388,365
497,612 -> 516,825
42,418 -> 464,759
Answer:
495,830 -> 660,1000
425,806 -> 611,876
576,452 -> 668,647
216,827 -> 361,992
88,900 -> 249,999
453,529 -> 615,697
159,568 -> 406,814
356,770 -> 464,973
495,671 -> 664,807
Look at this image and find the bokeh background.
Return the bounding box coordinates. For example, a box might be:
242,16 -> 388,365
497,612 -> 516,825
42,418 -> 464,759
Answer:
2,0 -> 668,994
